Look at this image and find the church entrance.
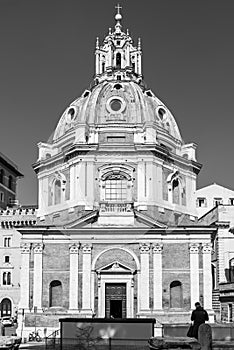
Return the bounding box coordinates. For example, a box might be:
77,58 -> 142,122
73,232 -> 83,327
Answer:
105,283 -> 126,318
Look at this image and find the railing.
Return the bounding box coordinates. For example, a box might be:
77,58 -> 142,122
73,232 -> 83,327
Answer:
58,337 -> 148,350
45,329 -> 60,350
99,202 -> 133,213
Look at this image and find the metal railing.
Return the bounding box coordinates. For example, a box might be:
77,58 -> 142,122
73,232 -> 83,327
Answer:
46,337 -> 148,350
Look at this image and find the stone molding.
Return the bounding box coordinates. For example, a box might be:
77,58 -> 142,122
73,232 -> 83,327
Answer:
189,243 -> 200,253
82,243 -> 92,254
20,243 -> 31,254
33,243 -> 44,254
202,243 -> 212,254
152,243 -> 163,253
139,243 -> 151,253
69,243 -> 80,254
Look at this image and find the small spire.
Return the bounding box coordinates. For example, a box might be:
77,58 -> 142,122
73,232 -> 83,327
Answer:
96,37 -> 99,49
126,29 -> 129,35
109,28 -> 112,35
138,38 -> 141,50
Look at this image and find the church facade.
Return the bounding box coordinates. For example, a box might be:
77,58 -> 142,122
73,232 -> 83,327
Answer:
17,8 -> 215,336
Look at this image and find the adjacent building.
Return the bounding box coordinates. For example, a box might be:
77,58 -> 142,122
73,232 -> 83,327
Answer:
195,183 -> 234,218
0,152 -> 23,210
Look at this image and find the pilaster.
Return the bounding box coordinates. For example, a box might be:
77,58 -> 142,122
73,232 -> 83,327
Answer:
69,243 -> 79,311
202,243 -> 213,310
33,243 -> 44,312
189,243 -> 200,308
81,244 -> 93,315
152,243 -> 163,310
139,243 -> 150,311
19,243 -> 31,311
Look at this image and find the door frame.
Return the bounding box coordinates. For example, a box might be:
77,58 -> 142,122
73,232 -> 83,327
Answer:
98,274 -> 134,318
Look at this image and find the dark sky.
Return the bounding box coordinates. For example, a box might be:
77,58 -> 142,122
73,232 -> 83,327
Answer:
0,0 -> 234,205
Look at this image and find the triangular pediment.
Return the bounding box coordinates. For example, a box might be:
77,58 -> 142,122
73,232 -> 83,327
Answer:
96,260 -> 135,274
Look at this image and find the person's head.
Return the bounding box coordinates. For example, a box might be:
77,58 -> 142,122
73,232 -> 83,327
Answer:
195,302 -> 201,308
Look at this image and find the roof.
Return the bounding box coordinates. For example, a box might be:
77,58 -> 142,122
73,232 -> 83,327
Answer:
0,151 -> 23,177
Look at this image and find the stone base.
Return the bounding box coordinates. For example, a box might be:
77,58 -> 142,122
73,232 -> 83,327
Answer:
149,337 -> 200,350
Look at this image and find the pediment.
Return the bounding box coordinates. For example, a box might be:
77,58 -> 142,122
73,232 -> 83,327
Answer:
96,260 -> 135,274
134,210 -> 167,228
64,207 -> 167,229
65,210 -> 98,228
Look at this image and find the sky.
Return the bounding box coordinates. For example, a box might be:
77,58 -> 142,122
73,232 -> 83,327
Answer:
0,0 -> 234,205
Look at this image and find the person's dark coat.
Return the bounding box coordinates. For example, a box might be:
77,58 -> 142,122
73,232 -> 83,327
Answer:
191,306 -> 209,339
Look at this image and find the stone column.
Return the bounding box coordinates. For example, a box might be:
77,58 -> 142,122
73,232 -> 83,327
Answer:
152,243 -> 163,310
202,243 -> 213,310
69,243 -> 79,311
81,244 -> 92,314
189,243 -> 200,308
139,243 -> 150,311
33,243 -> 44,311
19,243 -> 31,310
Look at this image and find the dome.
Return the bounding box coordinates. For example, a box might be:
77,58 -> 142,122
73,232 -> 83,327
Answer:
53,81 -> 182,143
51,7 -> 183,148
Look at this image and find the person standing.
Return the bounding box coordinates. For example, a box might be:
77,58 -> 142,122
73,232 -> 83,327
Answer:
191,302 -> 209,339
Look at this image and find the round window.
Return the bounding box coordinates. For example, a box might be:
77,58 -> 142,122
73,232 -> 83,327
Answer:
110,99 -> 122,112
106,96 -> 125,114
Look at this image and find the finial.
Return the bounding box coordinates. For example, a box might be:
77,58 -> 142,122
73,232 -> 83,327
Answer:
96,37 -> 99,49
109,28 -> 112,35
126,29 -> 129,35
138,38 -> 141,50
115,4 -> 122,21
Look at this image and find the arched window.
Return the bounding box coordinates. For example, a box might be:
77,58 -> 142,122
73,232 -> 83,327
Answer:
8,176 -> 13,190
105,175 -> 127,202
54,179 -> 61,205
0,169 -> 4,184
0,298 -> 11,317
49,280 -> 62,307
172,178 -> 180,204
170,280 -> 183,308
116,53 -> 121,69
2,272 -> 10,285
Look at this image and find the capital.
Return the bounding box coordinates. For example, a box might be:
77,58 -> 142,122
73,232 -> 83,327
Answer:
139,243 -> 151,254
189,243 -> 200,254
202,243 -> 212,254
20,243 -> 31,254
82,244 -> 92,254
69,243 -> 80,254
152,243 -> 163,253
33,243 -> 44,254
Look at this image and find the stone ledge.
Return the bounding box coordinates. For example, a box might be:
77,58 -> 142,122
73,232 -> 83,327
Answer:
149,336 -> 200,349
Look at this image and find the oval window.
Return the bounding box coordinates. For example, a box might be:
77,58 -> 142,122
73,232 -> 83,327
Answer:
110,99 -> 122,112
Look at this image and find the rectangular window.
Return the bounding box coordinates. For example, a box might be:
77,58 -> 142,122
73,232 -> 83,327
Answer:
4,256 -> 9,263
3,237 -> 11,248
228,304 -> 233,322
214,198 -> 223,207
229,198 -> 234,206
105,179 -> 127,201
0,192 -> 4,202
197,197 -> 207,207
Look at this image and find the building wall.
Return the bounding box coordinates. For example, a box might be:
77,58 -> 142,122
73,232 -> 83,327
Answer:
196,184 -> 234,218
